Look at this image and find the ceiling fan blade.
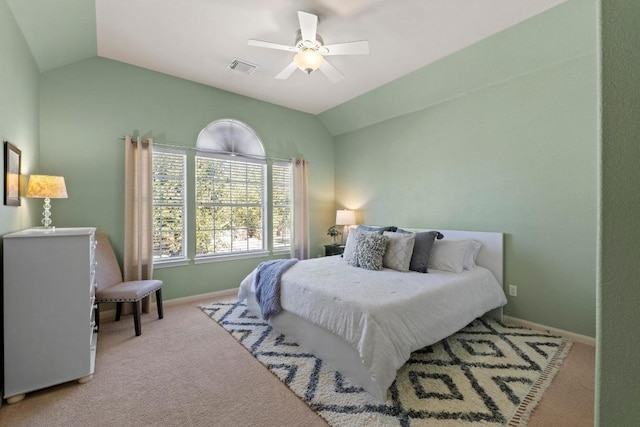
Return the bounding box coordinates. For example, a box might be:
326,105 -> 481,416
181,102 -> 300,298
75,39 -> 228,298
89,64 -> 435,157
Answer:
275,61 -> 299,80
248,39 -> 297,53
319,59 -> 344,83
298,11 -> 318,43
322,40 -> 369,56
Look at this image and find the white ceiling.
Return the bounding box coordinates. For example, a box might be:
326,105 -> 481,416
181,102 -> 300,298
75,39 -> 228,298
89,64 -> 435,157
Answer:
9,0 -> 568,115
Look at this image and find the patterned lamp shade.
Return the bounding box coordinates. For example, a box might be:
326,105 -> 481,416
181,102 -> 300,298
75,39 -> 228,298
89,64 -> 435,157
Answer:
26,175 -> 68,199
26,175 -> 68,228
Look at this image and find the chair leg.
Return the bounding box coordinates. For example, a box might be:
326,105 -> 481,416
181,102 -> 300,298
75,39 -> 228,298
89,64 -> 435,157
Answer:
156,289 -> 164,319
115,302 -> 123,321
133,300 -> 142,336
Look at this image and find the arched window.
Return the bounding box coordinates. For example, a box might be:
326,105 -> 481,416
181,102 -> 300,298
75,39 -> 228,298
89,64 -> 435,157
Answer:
194,120 -> 291,258
196,119 -> 265,158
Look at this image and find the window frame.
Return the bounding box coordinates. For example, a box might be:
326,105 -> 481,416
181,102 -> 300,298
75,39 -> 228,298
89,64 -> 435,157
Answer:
151,146 -> 188,267
194,152 -> 269,262
150,120 -> 295,267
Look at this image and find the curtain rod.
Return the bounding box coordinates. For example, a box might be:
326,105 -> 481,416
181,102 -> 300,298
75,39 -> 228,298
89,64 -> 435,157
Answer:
119,137 -> 293,163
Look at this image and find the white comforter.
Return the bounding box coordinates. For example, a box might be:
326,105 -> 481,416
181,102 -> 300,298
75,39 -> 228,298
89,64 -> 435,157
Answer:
238,256 -> 507,397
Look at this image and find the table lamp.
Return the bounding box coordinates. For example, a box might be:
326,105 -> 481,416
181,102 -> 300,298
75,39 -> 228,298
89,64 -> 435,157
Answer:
26,175 -> 68,229
335,209 -> 356,245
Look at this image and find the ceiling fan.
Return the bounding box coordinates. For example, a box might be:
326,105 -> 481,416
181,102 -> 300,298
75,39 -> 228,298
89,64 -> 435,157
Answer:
248,11 -> 369,83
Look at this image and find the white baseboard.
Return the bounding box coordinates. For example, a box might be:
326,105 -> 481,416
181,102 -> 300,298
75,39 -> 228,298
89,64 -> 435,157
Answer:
99,288 -> 238,320
99,290 -> 596,348
164,288 -> 238,307
503,315 -> 595,346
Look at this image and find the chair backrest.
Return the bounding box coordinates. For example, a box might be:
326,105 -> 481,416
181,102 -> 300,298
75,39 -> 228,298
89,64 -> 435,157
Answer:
95,233 -> 124,292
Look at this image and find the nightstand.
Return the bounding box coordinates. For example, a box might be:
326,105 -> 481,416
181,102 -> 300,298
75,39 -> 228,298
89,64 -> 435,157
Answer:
325,244 -> 345,256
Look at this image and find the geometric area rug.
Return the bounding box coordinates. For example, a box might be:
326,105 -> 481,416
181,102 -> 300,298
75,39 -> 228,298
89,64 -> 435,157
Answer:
200,300 -> 571,427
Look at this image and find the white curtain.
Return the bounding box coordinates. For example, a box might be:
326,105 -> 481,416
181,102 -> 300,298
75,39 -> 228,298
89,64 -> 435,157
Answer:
124,136 -> 154,312
293,157 -> 310,260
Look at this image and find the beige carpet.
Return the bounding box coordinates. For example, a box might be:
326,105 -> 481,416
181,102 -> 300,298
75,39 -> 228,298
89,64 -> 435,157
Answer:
0,295 -> 594,426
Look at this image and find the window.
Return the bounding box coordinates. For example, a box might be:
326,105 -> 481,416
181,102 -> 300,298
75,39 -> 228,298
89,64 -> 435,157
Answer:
195,156 -> 266,256
150,119 -> 294,265
152,149 -> 187,262
272,162 -> 292,251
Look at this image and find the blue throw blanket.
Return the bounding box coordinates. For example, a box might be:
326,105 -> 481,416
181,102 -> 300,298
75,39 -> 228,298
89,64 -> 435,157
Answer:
254,258 -> 298,320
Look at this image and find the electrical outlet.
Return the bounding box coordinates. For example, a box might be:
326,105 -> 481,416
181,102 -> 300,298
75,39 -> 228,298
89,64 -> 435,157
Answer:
509,285 -> 517,297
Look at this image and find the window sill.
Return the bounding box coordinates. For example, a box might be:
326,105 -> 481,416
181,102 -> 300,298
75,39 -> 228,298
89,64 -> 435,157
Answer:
194,250 -> 270,264
272,248 -> 291,256
153,258 -> 191,268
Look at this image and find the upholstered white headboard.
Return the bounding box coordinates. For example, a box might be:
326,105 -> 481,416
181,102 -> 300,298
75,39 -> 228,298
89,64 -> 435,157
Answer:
400,228 -> 504,286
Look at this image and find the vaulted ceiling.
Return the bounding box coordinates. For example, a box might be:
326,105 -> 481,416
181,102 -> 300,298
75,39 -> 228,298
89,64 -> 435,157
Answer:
7,0 -> 568,114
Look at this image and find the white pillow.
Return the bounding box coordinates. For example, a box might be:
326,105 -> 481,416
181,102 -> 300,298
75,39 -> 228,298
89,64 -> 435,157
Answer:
427,240 -> 470,273
382,231 -> 415,272
463,240 -> 482,270
342,228 -> 361,264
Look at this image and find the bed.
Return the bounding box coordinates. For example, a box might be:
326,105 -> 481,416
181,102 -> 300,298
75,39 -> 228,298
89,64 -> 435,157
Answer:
237,229 -> 507,402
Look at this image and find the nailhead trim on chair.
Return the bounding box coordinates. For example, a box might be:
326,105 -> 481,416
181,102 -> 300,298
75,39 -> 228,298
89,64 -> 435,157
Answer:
95,289 -> 157,303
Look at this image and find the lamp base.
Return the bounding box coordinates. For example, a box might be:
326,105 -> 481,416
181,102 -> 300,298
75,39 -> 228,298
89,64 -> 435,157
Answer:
41,197 -> 53,228
341,225 -> 350,245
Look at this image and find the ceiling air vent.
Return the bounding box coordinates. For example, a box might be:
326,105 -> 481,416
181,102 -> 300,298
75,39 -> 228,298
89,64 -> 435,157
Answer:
228,58 -> 258,75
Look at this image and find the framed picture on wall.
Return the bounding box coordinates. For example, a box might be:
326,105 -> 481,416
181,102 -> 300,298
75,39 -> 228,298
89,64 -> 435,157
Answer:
4,141 -> 21,206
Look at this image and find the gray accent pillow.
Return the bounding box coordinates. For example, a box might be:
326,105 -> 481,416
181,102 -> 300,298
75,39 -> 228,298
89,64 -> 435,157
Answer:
355,232 -> 388,270
396,229 -> 441,273
344,228 -> 379,266
357,225 -> 397,234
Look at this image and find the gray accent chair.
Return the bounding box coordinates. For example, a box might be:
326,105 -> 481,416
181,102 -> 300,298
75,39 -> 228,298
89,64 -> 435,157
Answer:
94,233 -> 163,336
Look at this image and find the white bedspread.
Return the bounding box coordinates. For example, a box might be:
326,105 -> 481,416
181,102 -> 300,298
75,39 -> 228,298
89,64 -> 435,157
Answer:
238,256 -> 507,397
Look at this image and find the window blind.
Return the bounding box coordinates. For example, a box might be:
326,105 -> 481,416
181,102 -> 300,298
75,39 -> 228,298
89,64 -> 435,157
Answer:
272,162 -> 292,250
152,151 -> 187,260
196,157 -> 266,256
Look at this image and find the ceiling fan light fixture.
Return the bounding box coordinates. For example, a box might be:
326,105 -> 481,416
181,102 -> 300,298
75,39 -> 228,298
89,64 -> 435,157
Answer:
294,48 -> 323,74
248,11 -> 368,82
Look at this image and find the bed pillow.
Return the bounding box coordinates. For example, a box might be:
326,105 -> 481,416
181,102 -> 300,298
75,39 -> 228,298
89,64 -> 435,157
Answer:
426,239 -> 470,273
396,229 -> 440,273
355,232 -> 388,270
382,231 -> 415,272
343,228 -> 361,265
344,228 -> 382,267
463,240 -> 482,270
357,225 -> 398,234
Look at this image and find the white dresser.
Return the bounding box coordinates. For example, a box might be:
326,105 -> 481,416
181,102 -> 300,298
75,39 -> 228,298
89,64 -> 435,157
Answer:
2,227 -> 97,404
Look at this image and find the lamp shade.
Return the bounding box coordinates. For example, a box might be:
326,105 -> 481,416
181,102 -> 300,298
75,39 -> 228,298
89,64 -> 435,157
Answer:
26,175 -> 68,199
335,209 -> 355,226
294,48 -> 324,74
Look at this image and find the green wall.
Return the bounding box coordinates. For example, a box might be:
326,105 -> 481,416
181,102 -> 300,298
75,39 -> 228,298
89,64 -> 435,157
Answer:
0,1 -> 40,235
38,57 -> 336,300
319,1 -> 594,137
597,0 -> 640,424
324,0 -> 598,337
